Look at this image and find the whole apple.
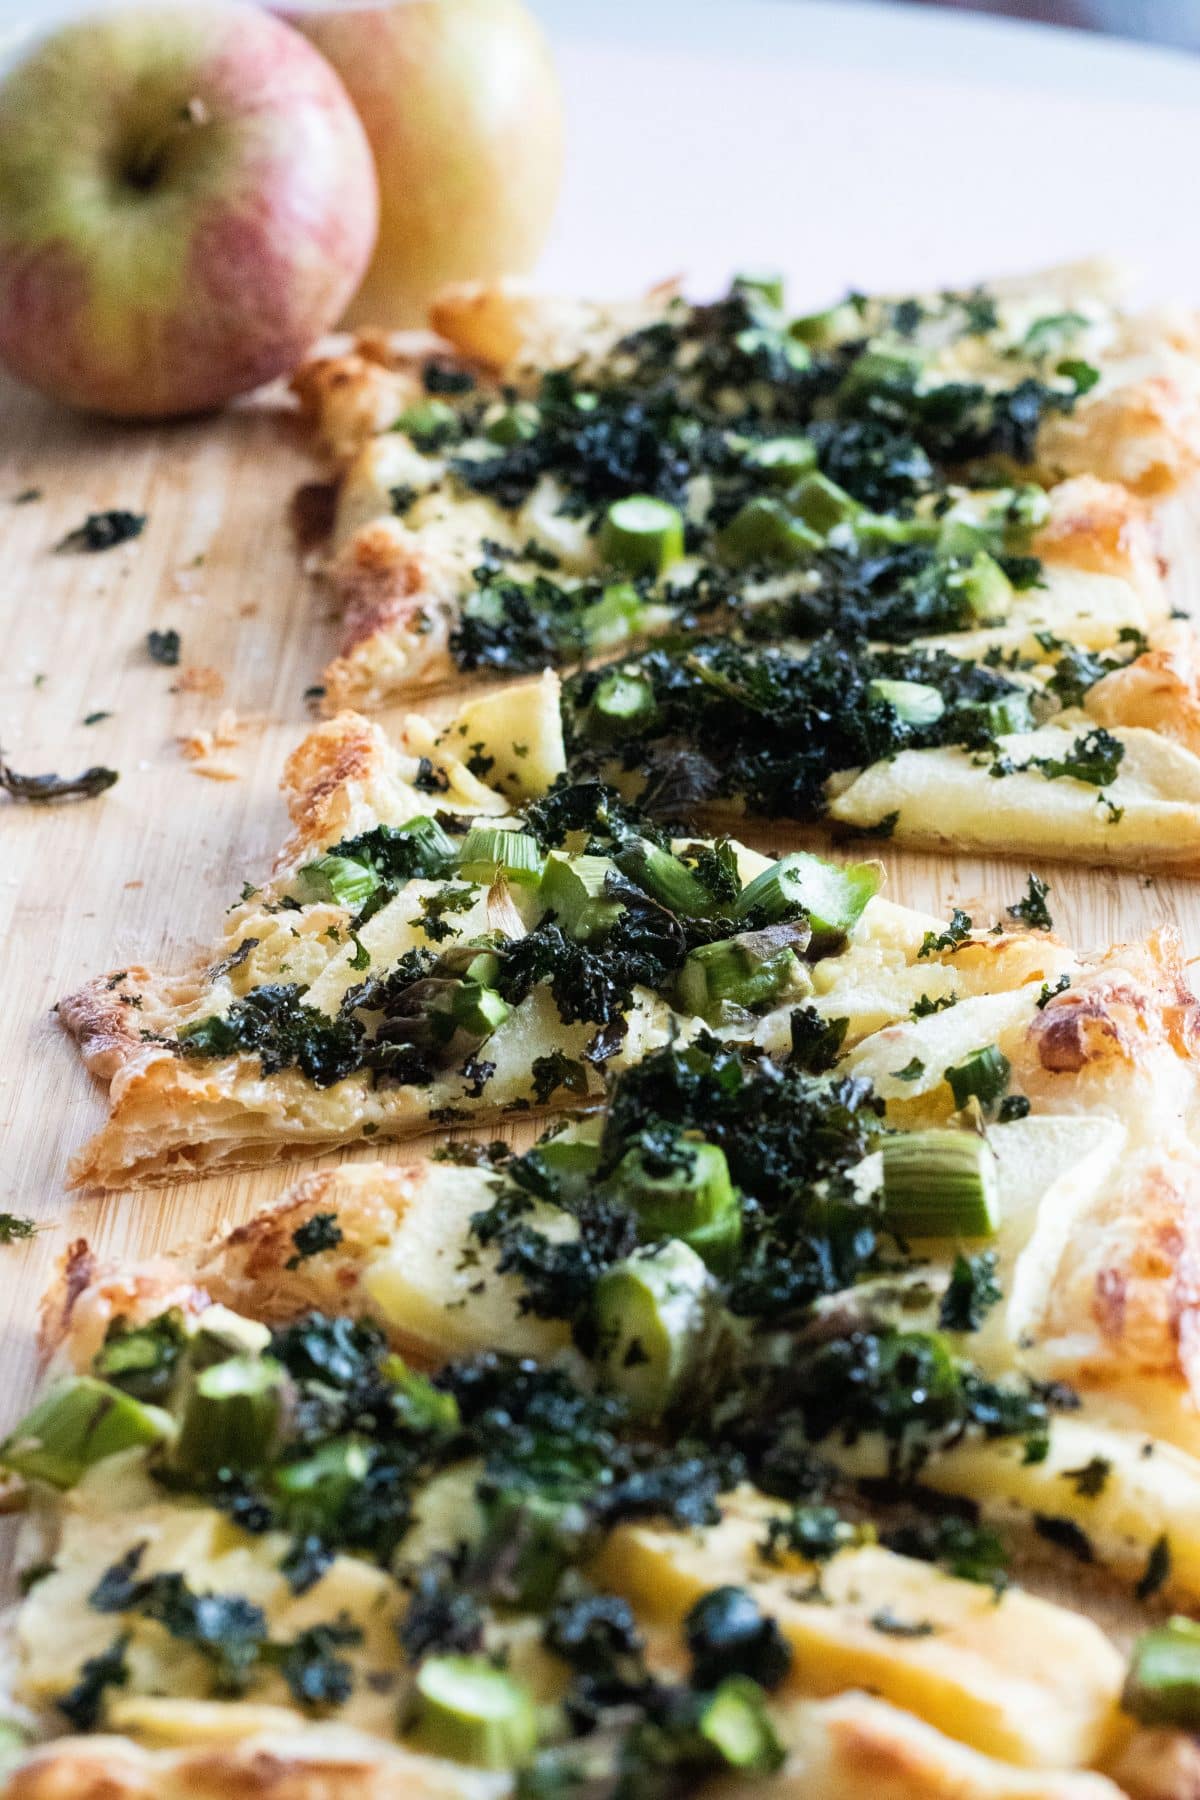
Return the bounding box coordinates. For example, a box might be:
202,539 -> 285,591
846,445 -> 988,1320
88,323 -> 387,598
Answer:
286,0 -> 563,328
0,3 -> 379,417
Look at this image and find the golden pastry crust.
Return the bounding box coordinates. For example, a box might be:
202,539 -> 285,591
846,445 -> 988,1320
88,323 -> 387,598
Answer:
5,1729 -> 508,1800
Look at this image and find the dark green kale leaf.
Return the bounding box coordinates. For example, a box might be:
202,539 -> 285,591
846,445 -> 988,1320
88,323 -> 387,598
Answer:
1006,874 -> 1053,931
881,1513 -> 1008,1593
285,1212 -> 345,1270
177,985 -> 364,1087
0,757 -> 118,803
0,1211 -> 38,1244
57,1634 -> 130,1729
58,510 -> 146,553
684,1587 -> 792,1691
1029,727 -> 1124,788
918,910 -> 973,958
939,1252 -> 1003,1333
272,1617 -> 362,1711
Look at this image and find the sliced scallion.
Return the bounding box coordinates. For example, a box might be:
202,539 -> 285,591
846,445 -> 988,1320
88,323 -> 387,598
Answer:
394,398 -> 459,447
614,839 -> 715,917
612,1137 -> 742,1273
484,401 -> 539,446
734,851 -> 881,949
592,1238 -> 719,1419
733,271 -> 786,311
0,1378 -> 174,1488
1123,1619 -> 1200,1729
587,668 -> 657,737
170,1354 -> 285,1479
539,853 -> 626,944
945,1044 -> 1011,1113
676,925 -> 810,1022
789,471 -> 863,537
744,436 -> 818,486
273,1436 -> 371,1532
788,300 -> 862,347
867,678 -> 946,727
881,1130 -> 1000,1239
716,497 -> 822,568
598,496 -> 685,576
945,551 -> 1013,620
408,1655 -> 539,1769
578,583 -> 648,653
699,1677 -> 786,1773
457,827 -> 544,888
297,852 -> 380,909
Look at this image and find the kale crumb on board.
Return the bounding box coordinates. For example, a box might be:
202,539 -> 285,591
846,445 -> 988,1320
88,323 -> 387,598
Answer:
146,628 -> 181,667
56,510 -> 146,554
0,756 -> 118,804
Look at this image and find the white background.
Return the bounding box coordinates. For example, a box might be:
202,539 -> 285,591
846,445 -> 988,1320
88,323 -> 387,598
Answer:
1,0 -> 1199,305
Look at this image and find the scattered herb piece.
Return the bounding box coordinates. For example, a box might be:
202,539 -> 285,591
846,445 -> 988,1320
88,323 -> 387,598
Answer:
918,910 -> 973,958
1,757 -> 118,804
285,1212 -> 345,1271
82,710 -> 112,727
1033,1514 -> 1094,1562
0,1212 -> 38,1245
1062,1456 -> 1111,1499
1006,874 -> 1052,932
893,1057 -> 925,1082
1135,1535 -> 1172,1603
939,1252 -> 1002,1333
57,510 -> 146,553
147,628 -> 181,666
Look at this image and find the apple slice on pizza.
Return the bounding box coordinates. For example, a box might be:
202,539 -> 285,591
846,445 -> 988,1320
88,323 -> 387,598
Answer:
291,262 -> 1198,711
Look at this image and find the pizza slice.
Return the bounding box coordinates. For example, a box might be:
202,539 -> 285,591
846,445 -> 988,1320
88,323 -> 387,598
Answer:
291,262 -> 1198,711
60,679 -> 933,1190
9,909 -> 1200,1798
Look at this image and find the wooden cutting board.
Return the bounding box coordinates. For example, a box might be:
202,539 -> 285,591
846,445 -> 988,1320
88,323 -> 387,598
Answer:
2,363 -> 1198,1471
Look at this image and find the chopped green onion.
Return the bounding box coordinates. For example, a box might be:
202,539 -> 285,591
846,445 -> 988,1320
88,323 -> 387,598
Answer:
297,853 -> 380,909
961,693 -> 1034,738
735,325 -> 812,371
592,1238 -> 719,1419
1123,1619 -> 1200,1729
699,1677 -> 786,1773
1000,484 -> 1052,536
0,1378 -> 174,1488
945,551 -> 1012,620
598,496 -> 685,576
170,1355 -> 285,1479
852,512 -> 940,548
881,1131 -> 1000,1239
716,497 -> 822,568
383,1354 -> 461,1435
614,839 -> 716,917
429,980 -> 512,1047
539,853 -> 626,944
788,472 -> 862,537
408,1655 -> 539,1769
578,582 -> 648,653
734,271 -> 786,311
788,300 -> 862,346
484,401 -> 539,446
735,851 -> 880,948
586,668 -> 658,737
523,1136 -> 603,1205
612,1137 -> 742,1272
840,345 -> 925,401
457,827 -> 545,888
397,815 -> 460,871
945,1045 -> 1011,1113
867,678 -> 946,727
394,399 -> 459,447
744,436 -> 818,486
676,925 -> 811,1022
273,1436 -> 371,1532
